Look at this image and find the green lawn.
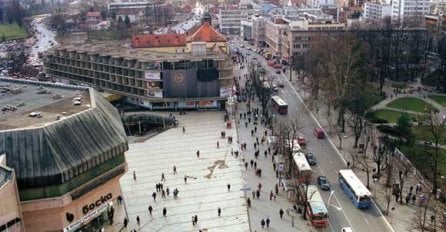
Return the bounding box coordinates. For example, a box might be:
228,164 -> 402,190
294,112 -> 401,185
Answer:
412,126 -> 446,145
363,83 -> 386,108
371,109 -> 416,123
387,97 -> 433,113
391,82 -> 406,89
0,23 -> 28,40
399,144 -> 446,182
428,95 -> 446,107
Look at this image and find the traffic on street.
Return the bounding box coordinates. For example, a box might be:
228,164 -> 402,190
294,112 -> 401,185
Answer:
232,37 -> 394,232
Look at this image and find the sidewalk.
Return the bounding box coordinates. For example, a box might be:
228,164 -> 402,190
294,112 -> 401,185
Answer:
233,63 -> 314,231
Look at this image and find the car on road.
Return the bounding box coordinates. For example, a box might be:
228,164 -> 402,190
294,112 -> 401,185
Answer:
240,44 -> 245,48
317,176 -> 330,190
306,152 -> 317,166
277,81 -> 285,88
272,84 -> 279,92
314,128 -> 325,139
275,70 -> 281,74
341,227 -> 353,232
246,46 -> 251,50
297,136 -> 306,146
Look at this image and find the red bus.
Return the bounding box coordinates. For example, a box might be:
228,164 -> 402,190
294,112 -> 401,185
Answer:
271,95 -> 288,114
301,185 -> 329,228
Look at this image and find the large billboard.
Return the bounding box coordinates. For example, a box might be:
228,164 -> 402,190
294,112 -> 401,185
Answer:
163,69 -> 219,98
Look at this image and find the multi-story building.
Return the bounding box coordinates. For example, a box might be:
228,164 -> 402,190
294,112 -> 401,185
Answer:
44,21 -> 234,110
252,15 -> 267,47
0,78 -> 128,231
391,0 -> 431,24
262,6 -> 345,61
363,1 -> 392,21
218,5 -> 243,34
241,18 -> 253,41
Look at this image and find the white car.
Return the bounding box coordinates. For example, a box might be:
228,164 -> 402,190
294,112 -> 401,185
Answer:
341,227 -> 353,232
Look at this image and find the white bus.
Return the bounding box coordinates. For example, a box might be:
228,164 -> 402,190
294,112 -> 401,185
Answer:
293,152 -> 312,184
338,169 -> 372,208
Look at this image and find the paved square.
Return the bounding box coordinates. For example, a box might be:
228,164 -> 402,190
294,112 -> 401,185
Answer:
120,111 -> 250,231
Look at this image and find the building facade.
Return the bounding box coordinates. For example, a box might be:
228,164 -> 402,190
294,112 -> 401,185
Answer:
218,7 -> 243,34
363,2 -> 392,21
44,23 -> 233,110
391,0 -> 431,24
252,15 -> 267,47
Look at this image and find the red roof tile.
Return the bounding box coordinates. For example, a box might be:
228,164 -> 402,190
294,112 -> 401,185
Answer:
188,23 -> 226,43
132,34 -> 187,48
86,11 -> 101,17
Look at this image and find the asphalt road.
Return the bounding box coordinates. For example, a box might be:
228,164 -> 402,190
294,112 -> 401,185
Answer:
29,15 -> 57,66
234,43 -> 394,232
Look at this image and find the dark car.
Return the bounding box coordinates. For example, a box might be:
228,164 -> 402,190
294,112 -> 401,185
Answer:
275,70 -> 281,74
306,153 -> 317,166
317,176 -> 330,190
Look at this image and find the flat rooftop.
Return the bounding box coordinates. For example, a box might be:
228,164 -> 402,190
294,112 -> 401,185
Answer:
48,42 -> 228,62
0,79 -> 91,130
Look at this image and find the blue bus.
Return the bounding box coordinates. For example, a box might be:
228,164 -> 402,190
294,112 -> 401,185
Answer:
339,169 -> 372,208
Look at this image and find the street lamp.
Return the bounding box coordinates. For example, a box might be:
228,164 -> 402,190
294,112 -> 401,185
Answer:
289,55 -> 293,81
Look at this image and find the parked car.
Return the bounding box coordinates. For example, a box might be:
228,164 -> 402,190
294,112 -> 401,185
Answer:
317,176 -> 330,190
277,81 -> 285,88
342,227 -> 353,232
297,136 -> 306,146
306,152 -> 317,166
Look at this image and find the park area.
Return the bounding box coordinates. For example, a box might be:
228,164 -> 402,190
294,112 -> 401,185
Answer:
386,97 -> 433,113
0,23 -> 28,40
428,95 -> 446,107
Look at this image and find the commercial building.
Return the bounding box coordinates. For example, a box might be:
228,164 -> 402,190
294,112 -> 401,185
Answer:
0,78 -> 128,231
363,2 -> 392,21
391,0 -> 431,24
44,21 -> 233,110
262,6 -> 345,61
241,18 -> 253,41
218,6 -> 243,34
252,15 -> 267,47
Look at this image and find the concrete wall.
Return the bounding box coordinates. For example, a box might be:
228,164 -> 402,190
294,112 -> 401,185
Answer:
0,173 -> 25,232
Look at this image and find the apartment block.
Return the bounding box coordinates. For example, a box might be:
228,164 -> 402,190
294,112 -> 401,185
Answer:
363,2 -> 392,21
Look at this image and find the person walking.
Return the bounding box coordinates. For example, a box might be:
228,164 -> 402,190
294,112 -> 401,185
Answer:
227,183 -> 231,192
196,150 -> 200,158
270,191 -> 274,200
173,165 -> 177,174
252,190 -> 255,199
247,197 -> 251,207
279,209 -> 284,219
217,141 -> 219,148
148,205 -> 153,215
192,216 -> 195,226
250,160 -> 254,167
184,175 -> 187,184
133,171 -> 136,180
194,215 -> 198,225
256,190 -> 260,199
261,219 -> 265,228
136,215 -> 140,226
123,218 -> 128,228
254,162 -> 257,169
163,207 -> 167,217
218,207 -> 221,217
182,126 -> 185,133
162,189 -> 166,199
406,195 -> 410,204
166,187 -> 170,196
266,217 -> 270,228
275,183 -> 279,195
161,173 -> 166,181
412,194 -> 417,204
258,182 -> 262,191
245,162 -> 248,170
152,192 -> 157,202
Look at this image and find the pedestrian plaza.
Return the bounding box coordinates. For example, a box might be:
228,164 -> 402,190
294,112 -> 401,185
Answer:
118,111 -> 250,231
